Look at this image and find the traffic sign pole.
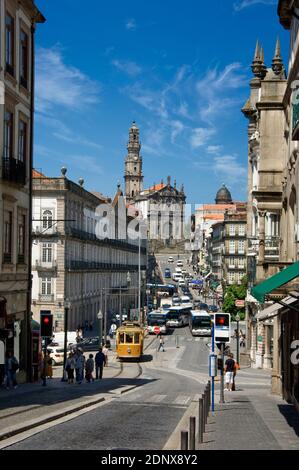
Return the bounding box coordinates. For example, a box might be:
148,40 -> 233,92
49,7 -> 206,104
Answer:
220,342 -> 225,404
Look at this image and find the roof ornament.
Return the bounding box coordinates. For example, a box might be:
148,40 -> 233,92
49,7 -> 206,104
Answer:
61,166 -> 67,177
251,40 -> 266,80
167,175 -> 171,186
272,37 -> 284,77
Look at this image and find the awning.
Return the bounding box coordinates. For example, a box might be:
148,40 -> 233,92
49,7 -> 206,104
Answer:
256,291 -> 299,321
251,261 -> 299,303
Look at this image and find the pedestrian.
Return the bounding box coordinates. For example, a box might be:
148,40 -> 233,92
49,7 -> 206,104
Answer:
65,352 -> 75,384
45,350 -> 53,378
102,344 -> 109,366
85,354 -> 95,382
75,349 -> 85,384
232,356 -> 239,391
5,351 -> 19,390
0,340 -> 5,387
157,335 -> 165,352
224,353 -> 236,392
95,347 -> 106,379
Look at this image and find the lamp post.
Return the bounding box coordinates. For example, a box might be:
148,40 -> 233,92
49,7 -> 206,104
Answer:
62,300 -> 71,382
140,271 -> 146,325
127,271 -> 131,321
235,314 -> 240,366
97,310 -> 103,348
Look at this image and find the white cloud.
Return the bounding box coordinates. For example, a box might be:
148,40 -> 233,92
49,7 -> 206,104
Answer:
207,145 -> 223,155
213,154 -> 247,183
191,128 -> 216,148
69,155 -> 103,176
112,59 -> 142,76
233,0 -> 276,11
53,132 -> 103,151
36,46 -> 101,112
170,120 -> 185,143
126,18 -> 137,30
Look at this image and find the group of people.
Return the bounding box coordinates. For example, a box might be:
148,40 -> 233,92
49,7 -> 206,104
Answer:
64,346 -> 108,384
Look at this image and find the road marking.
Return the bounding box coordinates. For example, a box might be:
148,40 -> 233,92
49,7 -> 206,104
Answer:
173,395 -> 191,405
150,394 -> 167,403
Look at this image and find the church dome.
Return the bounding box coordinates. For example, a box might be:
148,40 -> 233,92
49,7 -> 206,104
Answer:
215,184 -> 232,204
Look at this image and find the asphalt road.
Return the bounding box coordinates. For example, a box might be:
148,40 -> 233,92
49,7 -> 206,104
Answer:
6,326 -> 210,450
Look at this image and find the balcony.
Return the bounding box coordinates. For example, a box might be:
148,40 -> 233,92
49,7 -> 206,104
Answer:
2,158 -> 26,185
32,225 -> 58,236
34,260 -> 57,271
38,294 -> 54,302
248,237 -> 280,261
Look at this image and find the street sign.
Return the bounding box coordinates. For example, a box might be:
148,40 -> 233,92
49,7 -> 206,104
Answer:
153,326 -> 160,335
235,300 -> 245,308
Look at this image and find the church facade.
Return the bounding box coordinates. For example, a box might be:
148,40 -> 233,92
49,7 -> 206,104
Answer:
124,122 -> 186,245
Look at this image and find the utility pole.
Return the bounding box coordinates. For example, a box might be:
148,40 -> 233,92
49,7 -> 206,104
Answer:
220,342 -> 225,404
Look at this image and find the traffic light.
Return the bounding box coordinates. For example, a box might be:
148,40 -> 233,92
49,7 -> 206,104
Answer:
214,312 -> 231,343
40,313 -> 53,337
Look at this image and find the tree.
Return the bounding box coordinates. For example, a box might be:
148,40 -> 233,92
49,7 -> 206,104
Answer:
222,276 -> 247,320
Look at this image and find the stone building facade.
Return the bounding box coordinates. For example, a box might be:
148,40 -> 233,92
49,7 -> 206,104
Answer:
124,122 -> 186,248
31,169 -> 147,333
0,0 -> 44,380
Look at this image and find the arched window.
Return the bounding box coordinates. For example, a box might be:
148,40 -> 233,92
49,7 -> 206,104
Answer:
42,210 -> 53,229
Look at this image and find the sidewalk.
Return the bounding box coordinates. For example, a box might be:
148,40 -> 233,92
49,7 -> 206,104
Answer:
200,369 -> 299,450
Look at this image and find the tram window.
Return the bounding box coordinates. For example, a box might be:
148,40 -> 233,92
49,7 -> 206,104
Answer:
119,333 -> 125,343
125,333 -> 134,343
134,333 -> 140,343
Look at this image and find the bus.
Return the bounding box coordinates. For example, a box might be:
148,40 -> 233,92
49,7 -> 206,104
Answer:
146,283 -> 177,297
166,306 -> 191,328
146,310 -> 169,334
189,310 -> 212,337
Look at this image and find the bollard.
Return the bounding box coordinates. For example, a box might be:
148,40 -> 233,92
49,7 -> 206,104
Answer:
181,430 -> 188,450
207,381 -> 211,413
198,397 -> 204,444
189,416 -> 196,450
175,335 -> 179,348
201,393 -> 206,434
204,386 -> 208,425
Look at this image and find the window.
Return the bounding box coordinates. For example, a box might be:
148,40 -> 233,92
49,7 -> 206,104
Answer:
18,120 -> 27,162
229,224 -> 235,236
3,210 -> 13,263
41,277 -> 52,295
42,243 -> 52,263
228,272 -> 235,284
229,240 -> 235,254
4,111 -> 13,160
18,214 -> 26,263
239,224 -> 245,236
42,210 -> 53,229
5,13 -> 14,75
20,30 -> 28,87
238,240 -> 245,254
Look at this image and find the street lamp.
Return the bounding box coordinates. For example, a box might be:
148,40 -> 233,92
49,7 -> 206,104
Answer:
62,300 -> 71,382
97,310 -> 103,347
235,313 -> 240,367
127,271 -> 131,321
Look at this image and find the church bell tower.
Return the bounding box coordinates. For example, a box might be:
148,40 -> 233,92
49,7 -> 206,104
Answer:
124,121 -> 143,203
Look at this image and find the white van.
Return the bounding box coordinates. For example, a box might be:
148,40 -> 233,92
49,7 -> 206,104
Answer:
172,272 -> 183,282
51,331 -> 77,346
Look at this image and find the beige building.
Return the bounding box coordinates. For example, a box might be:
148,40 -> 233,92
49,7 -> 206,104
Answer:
0,0 -> 44,381
210,204 -> 247,286
32,168 -> 147,333
244,5 -> 299,407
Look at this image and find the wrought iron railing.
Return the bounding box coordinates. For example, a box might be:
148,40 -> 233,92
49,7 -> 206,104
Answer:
2,158 -> 26,185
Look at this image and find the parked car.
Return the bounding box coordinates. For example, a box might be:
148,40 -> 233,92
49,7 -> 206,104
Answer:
72,337 -> 101,352
168,256 -> 174,263
176,260 -> 183,267
199,303 -> 209,311
208,305 -> 218,312
47,346 -> 69,365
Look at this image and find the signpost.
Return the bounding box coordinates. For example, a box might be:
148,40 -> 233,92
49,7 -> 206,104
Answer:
235,300 -> 245,308
153,326 -> 160,335
209,321 -> 217,415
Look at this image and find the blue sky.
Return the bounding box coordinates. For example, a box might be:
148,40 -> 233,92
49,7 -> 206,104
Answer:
34,0 -> 288,205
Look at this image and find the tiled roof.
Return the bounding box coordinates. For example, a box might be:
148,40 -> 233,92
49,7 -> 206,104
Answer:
32,169 -> 46,178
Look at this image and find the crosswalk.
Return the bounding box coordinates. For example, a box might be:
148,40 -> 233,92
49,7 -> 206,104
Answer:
123,393 -> 192,406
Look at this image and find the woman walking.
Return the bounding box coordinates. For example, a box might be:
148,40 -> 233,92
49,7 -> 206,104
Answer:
65,352 -> 75,384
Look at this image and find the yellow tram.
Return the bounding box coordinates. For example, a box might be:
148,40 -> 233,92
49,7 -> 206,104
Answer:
116,321 -> 144,360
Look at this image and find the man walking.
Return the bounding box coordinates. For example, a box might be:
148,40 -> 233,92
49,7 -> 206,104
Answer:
157,335 -> 165,352
224,353 -> 235,392
75,349 -> 85,384
95,347 -> 106,379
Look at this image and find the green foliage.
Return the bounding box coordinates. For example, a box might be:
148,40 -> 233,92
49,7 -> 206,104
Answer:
222,276 -> 247,320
